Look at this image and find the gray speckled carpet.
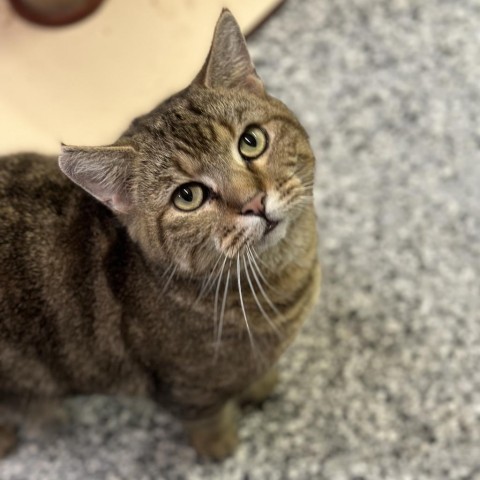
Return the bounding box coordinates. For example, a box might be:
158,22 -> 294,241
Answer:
2,0 -> 480,478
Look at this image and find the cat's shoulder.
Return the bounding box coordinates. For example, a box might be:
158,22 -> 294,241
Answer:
0,152 -> 64,188
0,152 -> 103,221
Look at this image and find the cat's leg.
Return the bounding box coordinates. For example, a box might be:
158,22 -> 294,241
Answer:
182,367 -> 278,459
0,424 -> 17,458
238,366 -> 279,406
23,399 -> 67,441
0,403 -> 20,458
182,400 -> 239,460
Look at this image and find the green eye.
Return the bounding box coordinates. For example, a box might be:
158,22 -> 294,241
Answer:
238,126 -> 268,160
172,183 -> 207,211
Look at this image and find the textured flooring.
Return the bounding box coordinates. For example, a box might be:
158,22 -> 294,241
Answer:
2,0 -> 480,478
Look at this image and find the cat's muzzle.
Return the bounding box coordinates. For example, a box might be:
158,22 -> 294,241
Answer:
264,219 -> 279,235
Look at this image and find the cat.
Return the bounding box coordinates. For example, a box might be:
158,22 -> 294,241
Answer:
0,9 -> 320,460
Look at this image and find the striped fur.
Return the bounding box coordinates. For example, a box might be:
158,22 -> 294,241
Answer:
0,10 -> 320,459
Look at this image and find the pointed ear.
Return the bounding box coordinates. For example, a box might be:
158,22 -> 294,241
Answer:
58,144 -> 136,214
194,9 -> 264,96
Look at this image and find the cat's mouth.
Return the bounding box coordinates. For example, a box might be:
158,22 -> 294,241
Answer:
264,219 -> 279,236
256,217 -> 287,251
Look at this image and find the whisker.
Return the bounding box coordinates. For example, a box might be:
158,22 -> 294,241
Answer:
297,188 -> 314,194
243,254 -> 282,337
213,256 -> 228,341
193,253 -> 224,306
290,203 -> 313,214
289,196 -> 314,213
214,261 -> 231,361
291,164 -> 313,176
250,246 -> 274,272
297,188 -> 314,197
281,188 -> 313,207
161,264 -> 178,294
291,198 -> 312,206
236,254 -> 255,351
159,262 -> 173,281
246,249 -> 285,320
298,180 -> 314,186
248,246 -> 283,295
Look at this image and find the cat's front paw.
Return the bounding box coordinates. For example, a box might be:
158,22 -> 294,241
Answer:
239,367 -> 279,406
0,425 -> 18,458
189,423 -> 239,461
183,401 -> 239,460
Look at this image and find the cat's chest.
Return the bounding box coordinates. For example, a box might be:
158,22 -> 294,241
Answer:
132,254 -> 319,395
149,288 -> 300,386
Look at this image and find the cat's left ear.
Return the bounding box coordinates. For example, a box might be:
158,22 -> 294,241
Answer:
58,144 -> 136,214
193,9 -> 264,96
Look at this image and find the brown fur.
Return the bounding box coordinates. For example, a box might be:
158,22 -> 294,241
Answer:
0,10 -> 320,459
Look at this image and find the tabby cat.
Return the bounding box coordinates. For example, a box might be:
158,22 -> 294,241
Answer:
0,10 -> 320,460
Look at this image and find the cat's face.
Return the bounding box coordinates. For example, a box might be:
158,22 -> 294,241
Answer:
59,10 -> 315,275
126,87 -> 314,272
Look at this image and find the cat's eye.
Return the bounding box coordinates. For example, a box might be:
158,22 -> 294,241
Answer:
238,126 -> 268,160
172,183 -> 208,211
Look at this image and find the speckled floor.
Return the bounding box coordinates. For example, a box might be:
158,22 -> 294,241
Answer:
2,0 -> 480,478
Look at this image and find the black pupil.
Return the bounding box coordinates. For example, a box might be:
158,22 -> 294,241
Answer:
243,132 -> 257,148
180,187 -> 193,202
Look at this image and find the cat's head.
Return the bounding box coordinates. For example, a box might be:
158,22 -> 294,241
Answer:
59,9 -> 315,274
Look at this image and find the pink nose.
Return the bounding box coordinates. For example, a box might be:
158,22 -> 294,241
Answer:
241,192 -> 266,216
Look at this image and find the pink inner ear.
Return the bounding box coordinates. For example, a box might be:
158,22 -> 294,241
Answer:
243,74 -> 265,97
102,193 -> 130,214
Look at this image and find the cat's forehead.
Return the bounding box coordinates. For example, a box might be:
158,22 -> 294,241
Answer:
129,87 -> 297,188
169,88 -> 274,129
134,90 -> 253,146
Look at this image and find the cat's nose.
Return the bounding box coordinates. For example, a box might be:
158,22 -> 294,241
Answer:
241,192 -> 266,216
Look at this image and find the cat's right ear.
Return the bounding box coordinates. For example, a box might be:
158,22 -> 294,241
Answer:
58,144 -> 136,214
193,9 -> 264,96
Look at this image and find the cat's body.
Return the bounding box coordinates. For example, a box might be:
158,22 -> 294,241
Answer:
0,11 -> 320,459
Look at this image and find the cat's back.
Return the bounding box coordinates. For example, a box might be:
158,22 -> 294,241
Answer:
0,152 -> 99,320
0,154 -> 149,398
0,153 -> 99,259
0,153 -> 71,212
0,153 -> 73,231
0,152 -> 113,298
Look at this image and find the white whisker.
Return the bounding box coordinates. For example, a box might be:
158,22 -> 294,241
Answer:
290,197 -> 314,213
297,189 -> 314,196
159,262 -> 173,281
250,246 -> 274,272
193,253 -> 224,306
246,249 -> 284,320
237,254 -> 255,351
213,256 -> 228,341
243,254 -> 282,337
161,264 -> 178,294
214,262 -> 231,361
290,203 -> 312,213
248,246 -> 283,295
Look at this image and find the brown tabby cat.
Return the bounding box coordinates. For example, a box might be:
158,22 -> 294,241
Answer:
0,10 -> 320,460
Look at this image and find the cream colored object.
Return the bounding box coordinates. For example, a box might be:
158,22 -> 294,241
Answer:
0,0 -> 281,155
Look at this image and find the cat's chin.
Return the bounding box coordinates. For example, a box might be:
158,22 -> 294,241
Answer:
255,219 -> 288,252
